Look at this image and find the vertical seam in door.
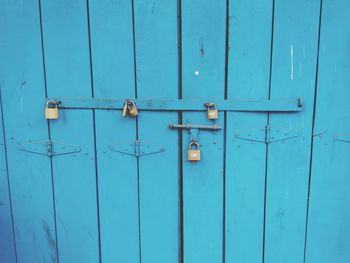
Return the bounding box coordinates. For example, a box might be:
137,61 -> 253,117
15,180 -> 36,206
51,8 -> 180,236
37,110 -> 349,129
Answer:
222,0 -> 230,261
38,0 -> 60,262
177,0 -> 183,100
177,0 -> 184,262
262,0 -> 275,262
303,1 -> 323,262
0,88 -> 18,263
86,1 -> 102,262
131,1 -> 142,263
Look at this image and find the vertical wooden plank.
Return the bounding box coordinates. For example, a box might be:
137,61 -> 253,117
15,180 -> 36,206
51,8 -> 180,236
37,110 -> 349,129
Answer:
181,1 -> 226,262
88,0 -> 140,262
40,1 -> 99,262
133,1 -> 179,262
0,1 -> 58,262
0,91 -> 17,263
305,1 -> 350,262
264,0 -> 320,262
225,0 -> 272,262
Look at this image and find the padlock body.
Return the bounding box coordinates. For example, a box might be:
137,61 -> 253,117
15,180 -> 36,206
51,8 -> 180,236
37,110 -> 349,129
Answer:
129,107 -> 138,117
188,149 -> 201,161
122,105 -> 128,117
207,109 -> 218,120
45,107 -> 59,120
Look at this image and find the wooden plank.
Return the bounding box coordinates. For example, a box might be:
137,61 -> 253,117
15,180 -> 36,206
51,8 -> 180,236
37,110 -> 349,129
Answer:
0,1 -> 58,262
40,1 -> 99,262
225,0 -> 273,262
88,0 -> 140,262
0,90 -> 17,263
181,0 -> 226,262
263,0 -> 321,262
305,1 -> 350,262
133,1 -> 179,262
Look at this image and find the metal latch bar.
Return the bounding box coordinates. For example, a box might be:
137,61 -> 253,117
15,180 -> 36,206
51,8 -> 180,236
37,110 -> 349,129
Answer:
169,123 -> 221,130
48,97 -> 303,112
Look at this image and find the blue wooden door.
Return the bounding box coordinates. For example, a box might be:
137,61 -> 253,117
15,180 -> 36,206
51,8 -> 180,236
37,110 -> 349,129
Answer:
0,1 -> 349,263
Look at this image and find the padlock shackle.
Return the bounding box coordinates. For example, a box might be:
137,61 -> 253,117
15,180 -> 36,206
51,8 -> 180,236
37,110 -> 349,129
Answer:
188,141 -> 200,150
46,100 -> 58,108
127,100 -> 137,109
204,102 -> 217,110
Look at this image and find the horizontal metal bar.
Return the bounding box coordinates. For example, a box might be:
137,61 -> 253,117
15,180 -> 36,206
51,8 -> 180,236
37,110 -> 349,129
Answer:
49,97 -> 303,112
169,124 -> 221,130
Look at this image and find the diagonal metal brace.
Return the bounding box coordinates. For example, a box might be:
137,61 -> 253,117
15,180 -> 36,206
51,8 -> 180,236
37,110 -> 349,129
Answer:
235,125 -> 299,144
109,140 -> 166,157
334,133 -> 350,143
18,140 -> 81,157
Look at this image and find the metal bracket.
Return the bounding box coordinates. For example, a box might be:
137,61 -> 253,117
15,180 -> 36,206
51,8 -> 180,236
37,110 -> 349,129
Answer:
235,125 -> 300,144
109,140 -> 166,157
18,140 -> 81,157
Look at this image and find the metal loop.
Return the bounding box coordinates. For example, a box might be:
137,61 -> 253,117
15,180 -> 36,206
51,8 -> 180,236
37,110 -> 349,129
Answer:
46,100 -> 58,108
188,141 -> 200,150
127,100 -> 136,109
204,102 -> 217,110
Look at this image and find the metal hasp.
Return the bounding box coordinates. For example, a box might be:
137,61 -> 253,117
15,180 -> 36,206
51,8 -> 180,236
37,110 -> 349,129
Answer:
235,125 -> 300,144
18,140 -> 81,157
109,140 -> 166,157
48,97 -> 303,112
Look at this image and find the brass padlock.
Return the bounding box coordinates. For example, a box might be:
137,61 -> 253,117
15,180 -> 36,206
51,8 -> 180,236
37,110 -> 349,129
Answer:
188,141 -> 201,161
128,101 -> 138,117
122,101 -> 129,117
45,100 -> 59,120
206,103 -> 218,120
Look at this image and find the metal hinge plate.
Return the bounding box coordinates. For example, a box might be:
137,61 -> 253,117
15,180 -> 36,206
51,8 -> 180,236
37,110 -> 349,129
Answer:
235,125 -> 300,144
18,140 -> 81,157
109,140 -> 166,157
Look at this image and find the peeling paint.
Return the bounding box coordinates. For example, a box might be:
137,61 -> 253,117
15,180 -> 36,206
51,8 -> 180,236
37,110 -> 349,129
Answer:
290,44 -> 294,80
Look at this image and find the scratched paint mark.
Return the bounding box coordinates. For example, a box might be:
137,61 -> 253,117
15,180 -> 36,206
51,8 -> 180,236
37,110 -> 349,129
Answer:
151,2 -> 156,14
277,208 -> 286,230
42,220 -> 58,263
20,97 -> 23,112
290,44 -> 294,80
199,37 -> 205,57
19,80 -> 27,89
194,70 -> 200,76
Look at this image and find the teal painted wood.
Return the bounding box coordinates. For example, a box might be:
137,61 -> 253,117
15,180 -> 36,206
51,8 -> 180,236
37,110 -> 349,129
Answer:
182,0 -> 226,262
133,1 -> 179,262
0,1 -> 58,262
264,0 -> 320,262
88,0 -> 140,262
40,1 -> 99,262
305,1 -> 350,262
0,90 -> 17,263
2,1 -> 350,263
225,0 -> 272,262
